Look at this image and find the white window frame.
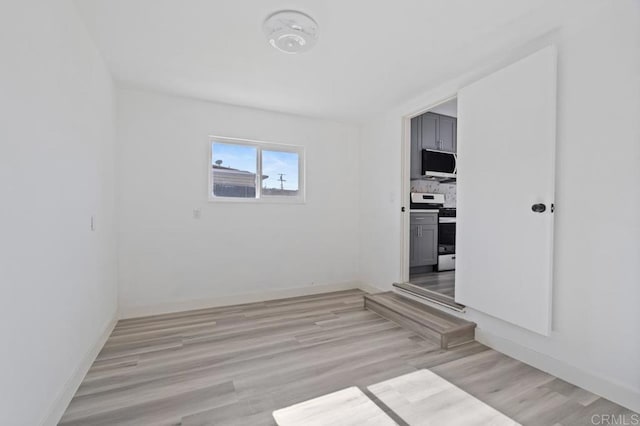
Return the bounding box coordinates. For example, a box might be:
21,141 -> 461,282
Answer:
208,135 -> 305,203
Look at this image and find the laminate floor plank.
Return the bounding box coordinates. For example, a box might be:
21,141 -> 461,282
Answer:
60,290 -> 635,425
368,370 -> 520,425
408,271 -> 456,297
62,381 -> 237,426
80,329 -> 408,400
272,387 -> 397,426
232,337 -> 425,401
542,378 -> 602,407
108,319 -> 220,341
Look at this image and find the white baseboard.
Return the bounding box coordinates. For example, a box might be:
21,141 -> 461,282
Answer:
119,281 -> 375,319
475,328 -> 640,413
40,312 -> 118,426
357,282 -> 384,295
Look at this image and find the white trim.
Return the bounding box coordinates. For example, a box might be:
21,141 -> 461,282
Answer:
475,329 -> 640,413
40,312 -> 118,426
208,135 -> 306,204
119,281 -> 378,319
208,134 -> 303,149
400,115 -> 411,283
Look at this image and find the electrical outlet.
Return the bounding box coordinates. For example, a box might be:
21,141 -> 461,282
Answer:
193,208 -> 201,219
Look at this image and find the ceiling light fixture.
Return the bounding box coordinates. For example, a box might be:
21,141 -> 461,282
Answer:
263,10 -> 318,54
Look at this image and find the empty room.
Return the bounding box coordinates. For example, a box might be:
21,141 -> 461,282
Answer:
2,0 -> 640,425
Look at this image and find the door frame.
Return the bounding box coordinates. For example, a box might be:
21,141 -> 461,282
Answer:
400,94 -> 458,285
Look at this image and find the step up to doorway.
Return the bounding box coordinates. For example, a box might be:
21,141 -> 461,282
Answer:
364,292 -> 475,349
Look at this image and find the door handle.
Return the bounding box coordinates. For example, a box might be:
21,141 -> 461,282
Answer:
531,203 -> 546,213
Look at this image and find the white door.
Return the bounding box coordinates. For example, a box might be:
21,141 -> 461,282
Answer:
456,46 -> 557,335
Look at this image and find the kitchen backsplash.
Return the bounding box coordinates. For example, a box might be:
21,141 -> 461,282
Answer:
411,180 -> 457,207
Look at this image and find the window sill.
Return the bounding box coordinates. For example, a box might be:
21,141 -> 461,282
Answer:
207,196 -> 306,204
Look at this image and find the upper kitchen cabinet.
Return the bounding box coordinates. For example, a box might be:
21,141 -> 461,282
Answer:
438,115 -> 457,153
419,112 -> 439,151
410,112 -> 457,179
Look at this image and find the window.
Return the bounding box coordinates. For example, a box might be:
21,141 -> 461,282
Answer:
209,137 -> 304,202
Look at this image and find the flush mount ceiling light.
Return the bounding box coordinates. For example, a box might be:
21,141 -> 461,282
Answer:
263,10 -> 318,54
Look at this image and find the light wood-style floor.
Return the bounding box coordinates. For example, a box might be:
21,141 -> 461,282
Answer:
409,271 -> 455,298
60,290 -> 635,425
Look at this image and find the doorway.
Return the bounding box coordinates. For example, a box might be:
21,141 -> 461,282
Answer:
400,97 -> 461,309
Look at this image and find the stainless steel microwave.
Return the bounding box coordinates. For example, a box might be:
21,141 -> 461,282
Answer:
421,149 -> 457,179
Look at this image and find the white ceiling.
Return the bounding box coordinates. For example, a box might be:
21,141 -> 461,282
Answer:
74,0 -> 593,122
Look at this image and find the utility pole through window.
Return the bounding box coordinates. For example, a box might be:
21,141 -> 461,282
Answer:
277,173 -> 286,190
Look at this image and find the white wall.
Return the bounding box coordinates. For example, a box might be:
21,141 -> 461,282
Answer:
116,88 -> 360,316
0,1 -> 118,425
359,0 -> 640,412
429,98 -> 457,117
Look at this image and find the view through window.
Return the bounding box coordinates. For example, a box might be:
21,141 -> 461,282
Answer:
210,139 -> 303,201
261,150 -> 299,196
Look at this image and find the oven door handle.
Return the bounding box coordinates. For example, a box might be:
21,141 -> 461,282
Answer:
438,217 -> 457,224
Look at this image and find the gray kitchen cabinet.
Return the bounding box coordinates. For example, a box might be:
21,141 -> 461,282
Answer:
409,223 -> 419,266
410,213 -> 438,267
419,112 -> 439,151
438,115 -> 457,153
410,113 -> 457,177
